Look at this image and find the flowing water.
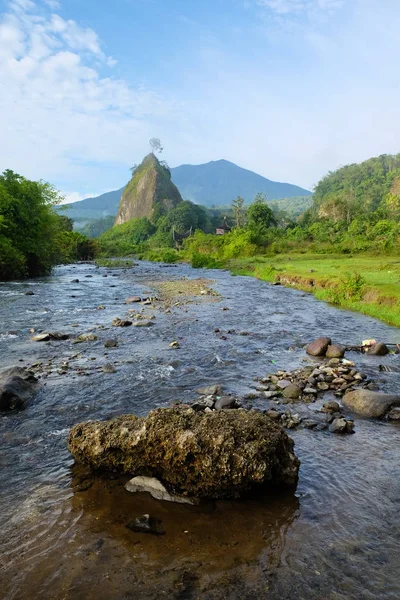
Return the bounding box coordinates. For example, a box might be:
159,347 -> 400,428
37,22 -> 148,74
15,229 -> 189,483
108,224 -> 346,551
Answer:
0,261 -> 399,599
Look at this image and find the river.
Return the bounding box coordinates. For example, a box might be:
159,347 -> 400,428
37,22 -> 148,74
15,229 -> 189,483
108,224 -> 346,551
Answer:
0,261 -> 399,599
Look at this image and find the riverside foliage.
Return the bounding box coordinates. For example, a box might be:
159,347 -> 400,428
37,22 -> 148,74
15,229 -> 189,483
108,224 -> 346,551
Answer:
0,170 -> 97,280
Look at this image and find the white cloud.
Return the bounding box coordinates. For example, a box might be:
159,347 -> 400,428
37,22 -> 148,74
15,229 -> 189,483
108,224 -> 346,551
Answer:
257,0 -> 344,15
0,0 -> 181,194
60,191 -> 99,204
44,0 -> 60,8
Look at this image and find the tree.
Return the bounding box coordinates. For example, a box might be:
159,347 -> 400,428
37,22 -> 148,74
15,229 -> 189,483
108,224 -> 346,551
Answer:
149,138 -> 163,154
129,163 -> 137,174
231,196 -> 246,228
0,169 -> 83,279
247,193 -> 276,231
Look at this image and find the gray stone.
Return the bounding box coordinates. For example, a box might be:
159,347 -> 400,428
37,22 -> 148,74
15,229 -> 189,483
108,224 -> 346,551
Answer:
306,337 -> 332,357
112,318 -> 132,327
303,387 -> 317,394
126,514 -> 165,535
0,368 -> 39,411
322,401 -> 340,413
125,476 -> 197,504
387,408 -> 400,421
31,333 -> 50,342
367,342 -> 389,356
125,296 -> 141,304
326,344 -> 345,359
214,396 -> 237,410
282,384 -> 302,400
132,321 -> 154,327
196,384 -> 223,396
102,363 -> 116,374
329,418 -> 349,433
277,379 -> 292,390
342,390 -> 400,418
104,339 -> 118,348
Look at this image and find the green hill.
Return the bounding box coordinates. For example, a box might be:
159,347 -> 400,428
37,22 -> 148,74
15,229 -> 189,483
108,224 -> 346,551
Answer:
60,159 -> 311,222
312,153 -> 400,221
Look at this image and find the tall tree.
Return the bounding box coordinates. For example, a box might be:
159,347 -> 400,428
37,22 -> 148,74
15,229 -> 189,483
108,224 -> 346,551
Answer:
149,138 -> 163,154
231,196 -> 246,228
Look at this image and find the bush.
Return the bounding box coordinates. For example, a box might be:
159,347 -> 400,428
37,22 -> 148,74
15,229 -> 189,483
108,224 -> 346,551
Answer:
191,252 -> 219,268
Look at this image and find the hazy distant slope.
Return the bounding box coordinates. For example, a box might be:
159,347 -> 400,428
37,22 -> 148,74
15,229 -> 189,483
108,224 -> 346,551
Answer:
170,160 -> 311,206
60,187 -> 124,220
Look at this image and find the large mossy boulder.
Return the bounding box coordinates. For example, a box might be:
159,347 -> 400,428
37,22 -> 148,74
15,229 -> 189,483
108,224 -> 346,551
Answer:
68,406 -> 300,499
115,154 -> 183,225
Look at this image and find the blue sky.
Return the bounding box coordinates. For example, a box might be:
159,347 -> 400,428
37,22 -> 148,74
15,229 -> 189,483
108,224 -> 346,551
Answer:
0,0 -> 399,203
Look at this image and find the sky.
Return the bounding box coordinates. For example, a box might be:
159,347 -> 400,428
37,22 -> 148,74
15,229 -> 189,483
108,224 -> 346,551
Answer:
1,0 -> 400,203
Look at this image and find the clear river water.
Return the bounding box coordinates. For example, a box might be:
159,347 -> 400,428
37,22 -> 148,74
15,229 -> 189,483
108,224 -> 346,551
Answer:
0,261 -> 399,599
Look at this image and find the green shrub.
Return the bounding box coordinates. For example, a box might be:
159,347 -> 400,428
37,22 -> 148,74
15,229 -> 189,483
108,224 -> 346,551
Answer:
191,252 -> 219,268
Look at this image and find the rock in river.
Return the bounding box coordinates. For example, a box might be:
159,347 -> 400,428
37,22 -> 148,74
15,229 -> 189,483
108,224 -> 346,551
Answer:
68,406 -> 300,499
306,337 -> 332,357
0,367 -> 39,411
367,342 -> 389,356
325,344 -> 345,359
342,390 -> 400,418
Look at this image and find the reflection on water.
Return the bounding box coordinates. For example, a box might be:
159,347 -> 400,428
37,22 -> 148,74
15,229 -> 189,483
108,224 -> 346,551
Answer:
0,262 -> 400,599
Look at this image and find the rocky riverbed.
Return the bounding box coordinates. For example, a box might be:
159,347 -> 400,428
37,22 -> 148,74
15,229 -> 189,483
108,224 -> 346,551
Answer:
1,261 -> 400,599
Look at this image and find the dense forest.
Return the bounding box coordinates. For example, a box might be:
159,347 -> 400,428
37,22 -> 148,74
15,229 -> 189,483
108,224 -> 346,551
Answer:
0,170 -> 96,280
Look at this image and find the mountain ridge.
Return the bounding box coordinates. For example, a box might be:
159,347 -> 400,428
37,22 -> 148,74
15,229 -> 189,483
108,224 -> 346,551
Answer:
61,159 -> 311,221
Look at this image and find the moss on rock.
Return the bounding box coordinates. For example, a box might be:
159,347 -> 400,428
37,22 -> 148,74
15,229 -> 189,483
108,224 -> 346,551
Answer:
68,406 -> 300,499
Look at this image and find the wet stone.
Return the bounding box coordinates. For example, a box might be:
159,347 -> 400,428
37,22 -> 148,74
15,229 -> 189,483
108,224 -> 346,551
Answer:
126,514 -> 165,536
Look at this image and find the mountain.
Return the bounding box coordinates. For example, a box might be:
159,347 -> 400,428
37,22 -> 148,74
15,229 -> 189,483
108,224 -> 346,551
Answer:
115,154 -> 182,225
171,159 -> 311,206
61,159 -> 311,221
58,187 -> 124,221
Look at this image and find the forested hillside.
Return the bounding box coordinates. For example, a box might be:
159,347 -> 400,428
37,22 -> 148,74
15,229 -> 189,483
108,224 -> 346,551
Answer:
311,153 -> 400,222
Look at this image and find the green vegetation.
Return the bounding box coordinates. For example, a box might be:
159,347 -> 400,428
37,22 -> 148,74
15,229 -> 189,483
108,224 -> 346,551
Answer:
80,215 -> 115,238
0,170 -> 96,280
93,151 -> 400,326
228,254 -> 400,327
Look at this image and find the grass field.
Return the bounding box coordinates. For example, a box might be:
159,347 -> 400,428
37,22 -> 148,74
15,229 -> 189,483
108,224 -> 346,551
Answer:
228,254 -> 400,327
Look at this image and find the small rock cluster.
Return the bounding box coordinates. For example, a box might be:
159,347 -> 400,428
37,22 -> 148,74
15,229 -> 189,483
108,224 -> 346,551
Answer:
265,400 -> 355,434
189,385 -> 241,412
257,359 -> 372,403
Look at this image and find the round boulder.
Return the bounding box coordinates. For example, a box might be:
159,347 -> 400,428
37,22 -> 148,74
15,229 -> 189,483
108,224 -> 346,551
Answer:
326,344 -> 345,359
342,390 -> 400,418
306,337 -> 332,357
367,342 -> 389,356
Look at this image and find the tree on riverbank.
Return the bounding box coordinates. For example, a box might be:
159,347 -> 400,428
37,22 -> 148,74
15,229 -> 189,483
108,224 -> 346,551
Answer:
0,170 -> 96,281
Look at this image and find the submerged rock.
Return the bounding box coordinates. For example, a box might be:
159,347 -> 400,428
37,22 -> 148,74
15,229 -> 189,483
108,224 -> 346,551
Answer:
342,390 -> 400,418
306,337 -> 332,357
68,406 -> 300,499
0,367 -> 39,411
126,514 -> 165,535
125,476 -> 196,504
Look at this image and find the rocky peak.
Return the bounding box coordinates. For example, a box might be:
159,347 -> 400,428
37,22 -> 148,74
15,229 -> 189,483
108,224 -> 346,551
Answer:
115,153 -> 183,225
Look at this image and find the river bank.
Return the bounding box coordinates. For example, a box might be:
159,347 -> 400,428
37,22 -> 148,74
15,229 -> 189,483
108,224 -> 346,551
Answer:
1,261 -> 400,599
224,253 -> 400,328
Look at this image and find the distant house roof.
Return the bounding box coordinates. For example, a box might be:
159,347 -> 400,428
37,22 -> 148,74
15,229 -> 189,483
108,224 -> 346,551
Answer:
216,216 -> 231,235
